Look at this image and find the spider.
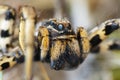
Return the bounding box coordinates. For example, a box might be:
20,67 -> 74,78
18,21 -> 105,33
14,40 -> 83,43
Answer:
0,5 -> 120,80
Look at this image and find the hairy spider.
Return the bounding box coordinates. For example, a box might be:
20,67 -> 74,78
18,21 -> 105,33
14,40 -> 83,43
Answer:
0,5 -> 120,80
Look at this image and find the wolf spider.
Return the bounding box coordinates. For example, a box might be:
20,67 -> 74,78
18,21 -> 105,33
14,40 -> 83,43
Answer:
0,5 -> 120,80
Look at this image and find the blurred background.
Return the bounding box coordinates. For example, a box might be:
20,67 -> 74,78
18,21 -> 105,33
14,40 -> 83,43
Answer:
0,0 -> 120,80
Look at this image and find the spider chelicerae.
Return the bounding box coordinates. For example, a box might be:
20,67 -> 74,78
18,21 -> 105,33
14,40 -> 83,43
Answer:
0,5 -> 120,79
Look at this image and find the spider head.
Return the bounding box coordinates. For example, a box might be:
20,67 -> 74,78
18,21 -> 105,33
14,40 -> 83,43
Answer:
44,19 -> 76,39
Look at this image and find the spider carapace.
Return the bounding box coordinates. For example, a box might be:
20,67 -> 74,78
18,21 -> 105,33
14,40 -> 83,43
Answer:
0,5 -> 120,72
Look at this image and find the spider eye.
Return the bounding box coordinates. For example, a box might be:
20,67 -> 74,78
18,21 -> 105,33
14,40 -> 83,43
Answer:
44,21 -> 55,27
50,21 -> 55,26
67,23 -> 72,29
58,24 -> 64,30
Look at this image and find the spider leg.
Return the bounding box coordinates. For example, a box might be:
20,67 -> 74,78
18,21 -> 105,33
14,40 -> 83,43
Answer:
0,5 -> 15,53
0,5 -> 25,72
50,40 -> 66,70
37,26 -> 50,61
89,19 -> 120,50
76,27 -> 90,62
65,38 -> 82,69
108,40 -> 120,50
91,39 -> 120,53
19,6 -> 36,80
0,47 -> 24,71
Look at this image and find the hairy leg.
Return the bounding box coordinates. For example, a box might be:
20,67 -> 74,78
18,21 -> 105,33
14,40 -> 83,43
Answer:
0,5 -> 15,53
89,19 -> 120,50
19,6 -> 36,80
76,27 -> 90,59
91,40 -> 120,53
0,47 -> 24,71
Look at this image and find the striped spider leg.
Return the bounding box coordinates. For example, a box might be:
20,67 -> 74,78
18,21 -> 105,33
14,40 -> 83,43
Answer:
0,5 -> 15,53
92,40 -> 120,53
0,5 -> 23,71
0,5 -> 36,80
89,19 -> 120,53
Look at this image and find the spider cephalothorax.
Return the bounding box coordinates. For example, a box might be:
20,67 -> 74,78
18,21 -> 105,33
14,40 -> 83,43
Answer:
44,19 -> 75,38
